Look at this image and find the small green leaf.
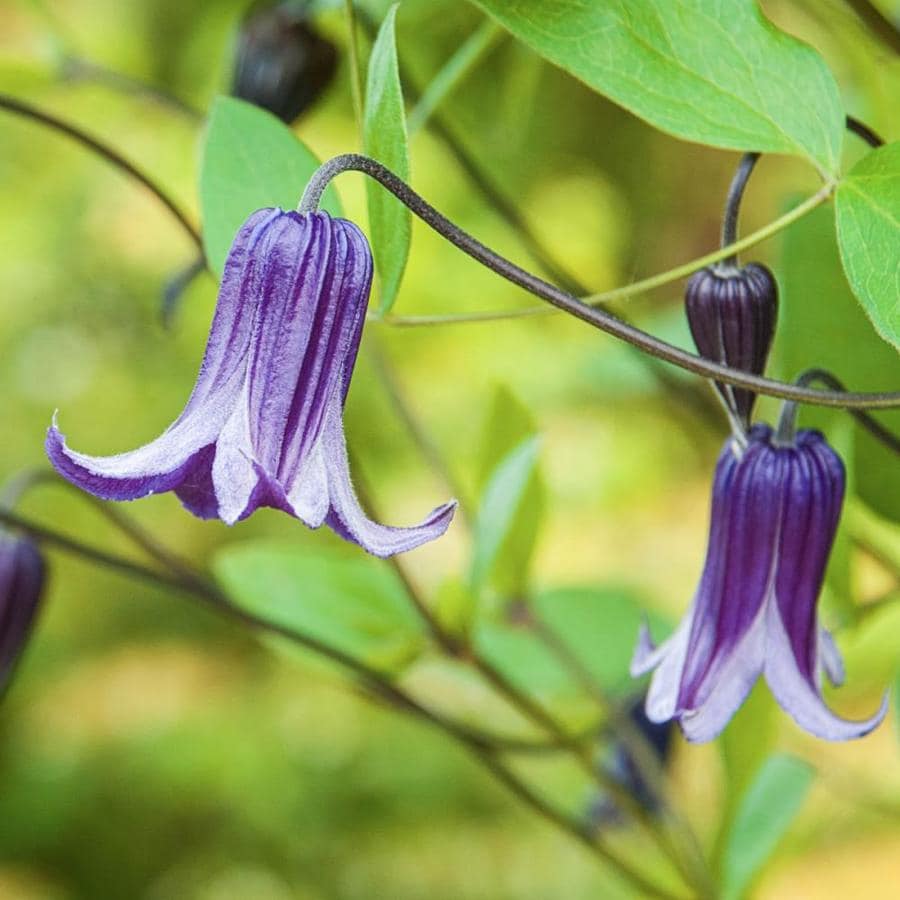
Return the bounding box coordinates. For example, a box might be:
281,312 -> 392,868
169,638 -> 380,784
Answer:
473,586 -> 660,725
199,96 -> 342,277
214,540 -> 424,675
470,0 -> 844,173
363,4 -> 411,313
433,576 -> 478,641
720,754 -> 815,900
715,683 -> 777,859
470,436 -> 543,595
475,385 -> 537,490
836,141 -> 900,348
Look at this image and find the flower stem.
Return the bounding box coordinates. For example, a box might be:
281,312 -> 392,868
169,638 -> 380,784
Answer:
0,503 -> 683,898
301,154 -> 899,411
719,152 -> 760,264
0,93 -> 202,252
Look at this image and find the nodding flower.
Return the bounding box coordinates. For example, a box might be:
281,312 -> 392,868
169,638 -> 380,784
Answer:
631,423 -> 887,742
47,209 -> 456,558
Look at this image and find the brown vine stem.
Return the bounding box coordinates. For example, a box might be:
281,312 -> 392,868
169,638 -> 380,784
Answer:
0,93 -> 202,253
0,504 -> 682,899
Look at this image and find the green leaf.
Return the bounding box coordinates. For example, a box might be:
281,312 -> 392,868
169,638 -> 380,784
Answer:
715,683 -> 777,861
199,96 -> 342,277
364,4 -> 411,313
470,0 -> 844,173
470,436 -> 544,595
778,203 -> 900,521
475,385 -> 537,490
835,141 -> 900,348
214,540 -> 424,675
720,754 -> 815,900
473,586 -> 661,725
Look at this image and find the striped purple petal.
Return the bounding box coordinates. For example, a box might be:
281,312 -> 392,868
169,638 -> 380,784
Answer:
46,209 -> 456,557
633,425 -> 887,742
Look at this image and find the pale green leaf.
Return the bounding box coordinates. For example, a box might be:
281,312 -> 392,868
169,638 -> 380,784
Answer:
720,754 -> 814,900
835,140 -> 900,348
470,436 -> 543,595
470,0 -> 844,172
199,96 -> 342,277
363,4 -> 411,313
214,541 -> 424,675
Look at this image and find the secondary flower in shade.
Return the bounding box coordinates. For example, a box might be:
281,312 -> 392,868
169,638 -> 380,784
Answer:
0,532 -> 45,696
232,1 -> 337,124
631,424 -> 887,743
47,209 -> 456,557
685,263 -> 777,429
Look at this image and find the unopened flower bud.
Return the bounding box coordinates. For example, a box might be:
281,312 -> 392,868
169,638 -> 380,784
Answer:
0,532 -> 45,696
685,262 -> 778,429
231,1 -> 337,124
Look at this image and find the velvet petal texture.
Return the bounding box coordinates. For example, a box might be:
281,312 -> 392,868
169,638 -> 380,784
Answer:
631,425 -> 887,742
0,532 -> 45,695
47,209 -> 456,557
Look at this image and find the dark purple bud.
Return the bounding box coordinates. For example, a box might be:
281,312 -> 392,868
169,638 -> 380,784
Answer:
685,263 -> 778,429
0,533 -> 45,696
231,1 -> 337,124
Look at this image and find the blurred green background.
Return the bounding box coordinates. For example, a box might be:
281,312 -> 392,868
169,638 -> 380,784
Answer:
0,1 -> 899,897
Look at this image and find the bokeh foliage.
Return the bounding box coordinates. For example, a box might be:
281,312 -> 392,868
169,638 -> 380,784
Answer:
0,1 -> 899,898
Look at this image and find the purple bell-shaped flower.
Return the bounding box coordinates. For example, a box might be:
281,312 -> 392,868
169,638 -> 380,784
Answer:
48,209 -> 456,558
632,424 -> 887,742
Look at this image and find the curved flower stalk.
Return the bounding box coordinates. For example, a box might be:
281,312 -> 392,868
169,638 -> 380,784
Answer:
0,531 -> 45,695
632,425 -> 888,742
48,209 -> 456,557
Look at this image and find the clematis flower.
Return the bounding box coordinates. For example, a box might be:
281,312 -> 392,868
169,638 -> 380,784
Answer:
47,209 -> 456,557
0,531 -> 45,696
631,424 -> 887,742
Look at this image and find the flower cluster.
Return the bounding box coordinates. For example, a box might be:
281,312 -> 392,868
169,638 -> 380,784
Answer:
631,251 -> 888,743
48,209 -> 456,558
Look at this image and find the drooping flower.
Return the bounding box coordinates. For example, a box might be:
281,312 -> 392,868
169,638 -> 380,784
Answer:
0,532 -> 45,696
47,209 -> 456,558
685,263 -> 777,429
631,424 -> 887,742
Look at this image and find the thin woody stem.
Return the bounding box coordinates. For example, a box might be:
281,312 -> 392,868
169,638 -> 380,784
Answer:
299,154 -> 899,411
719,152 -> 759,263
344,450 -> 701,887
0,506 -> 680,898
0,93 -> 202,252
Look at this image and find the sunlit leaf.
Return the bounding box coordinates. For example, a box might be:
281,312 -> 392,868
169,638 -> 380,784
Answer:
214,540 -> 424,675
470,0 -> 843,173
835,141 -> 900,348
716,682 -> 777,857
363,3 -> 411,313
720,754 -> 814,900
199,96 -> 342,277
